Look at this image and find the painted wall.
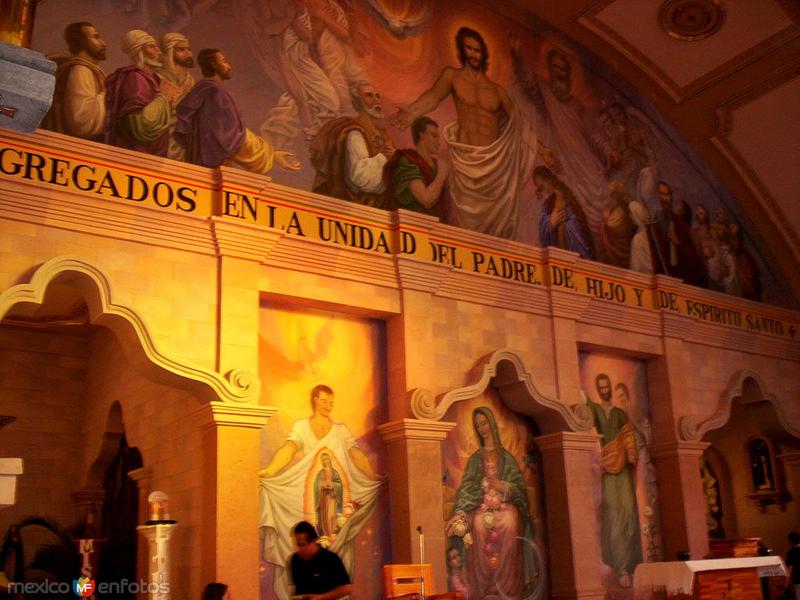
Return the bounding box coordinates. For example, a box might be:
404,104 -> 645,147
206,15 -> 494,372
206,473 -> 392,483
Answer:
440,390 -> 548,600
30,0 -> 791,306
579,351 -> 662,599
258,305 -> 390,600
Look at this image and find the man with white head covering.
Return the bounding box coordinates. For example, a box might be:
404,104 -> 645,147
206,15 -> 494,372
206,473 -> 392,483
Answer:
157,32 -> 196,160
104,29 -> 180,156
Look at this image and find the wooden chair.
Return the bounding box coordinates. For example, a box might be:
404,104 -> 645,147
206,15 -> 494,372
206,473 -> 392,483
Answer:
382,564 -> 462,600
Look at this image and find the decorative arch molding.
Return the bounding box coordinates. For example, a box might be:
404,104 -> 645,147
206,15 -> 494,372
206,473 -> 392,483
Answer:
680,369 -> 800,441
0,255 -> 259,405
410,348 -> 593,434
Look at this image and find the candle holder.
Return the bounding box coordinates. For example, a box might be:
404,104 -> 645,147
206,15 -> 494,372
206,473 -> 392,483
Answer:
145,491 -> 177,525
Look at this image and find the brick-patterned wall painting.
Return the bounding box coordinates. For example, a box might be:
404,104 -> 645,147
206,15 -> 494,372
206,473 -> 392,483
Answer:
441,389 -> 548,599
579,350 -> 662,599
0,326 -> 88,531
258,305 -> 389,600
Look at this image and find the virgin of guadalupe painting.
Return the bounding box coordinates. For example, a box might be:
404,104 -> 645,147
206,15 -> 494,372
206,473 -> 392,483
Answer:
444,403 -> 546,600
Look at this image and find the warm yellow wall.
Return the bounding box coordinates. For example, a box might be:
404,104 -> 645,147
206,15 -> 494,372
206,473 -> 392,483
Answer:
706,401 -> 800,554
0,326 -> 88,529
1,129 -> 799,598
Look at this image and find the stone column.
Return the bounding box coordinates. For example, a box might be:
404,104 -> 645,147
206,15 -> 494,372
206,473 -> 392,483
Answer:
536,432 -> 605,600
196,402 -> 275,600
649,441 -> 710,560
137,523 -> 177,600
378,418 -> 456,593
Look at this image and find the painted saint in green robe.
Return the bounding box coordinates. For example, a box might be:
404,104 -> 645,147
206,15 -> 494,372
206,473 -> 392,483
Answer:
588,374 -> 643,587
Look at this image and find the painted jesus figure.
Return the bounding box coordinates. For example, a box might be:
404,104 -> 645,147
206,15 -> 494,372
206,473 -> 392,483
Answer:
391,27 -> 536,239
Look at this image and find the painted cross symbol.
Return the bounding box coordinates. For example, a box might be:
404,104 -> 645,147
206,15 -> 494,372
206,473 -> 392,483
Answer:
0,95 -> 18,119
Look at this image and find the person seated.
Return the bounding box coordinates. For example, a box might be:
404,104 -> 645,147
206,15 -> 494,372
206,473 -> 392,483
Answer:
289,521 -> 352,600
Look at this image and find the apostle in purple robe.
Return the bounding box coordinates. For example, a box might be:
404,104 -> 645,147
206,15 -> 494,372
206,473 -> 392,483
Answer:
174,48 -> 299,176
104,30 -> 181,156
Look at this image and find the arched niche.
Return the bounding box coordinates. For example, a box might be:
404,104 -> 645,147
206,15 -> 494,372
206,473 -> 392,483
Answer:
0,255 -> 260,405
680,370 -> 800,442
410,348 -> 594,434
680,369 -> 800,546
407,348 -> 602,599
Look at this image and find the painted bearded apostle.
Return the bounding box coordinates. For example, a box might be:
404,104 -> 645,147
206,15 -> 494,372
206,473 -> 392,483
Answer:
104,29 -> 180,156
175,49 -> 300,176
588,374 -> 642,588
43,22 -> 108,140
310,80 -> 396,208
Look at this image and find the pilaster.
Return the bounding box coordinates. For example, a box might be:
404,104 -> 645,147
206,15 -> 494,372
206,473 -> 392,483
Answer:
535,432 -> 605,600
378,419 -> 456,593
649,441 -> 710,560
195,402 -> 275,600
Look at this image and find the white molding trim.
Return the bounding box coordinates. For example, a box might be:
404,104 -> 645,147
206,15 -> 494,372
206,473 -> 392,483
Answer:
410,348 -> 594,433
0,255 -> 260,404
679,369 -> 800,440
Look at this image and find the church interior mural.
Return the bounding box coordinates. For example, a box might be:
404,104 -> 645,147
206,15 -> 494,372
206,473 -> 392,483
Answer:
0,1 -> 798,599
441,390 -> 548,600
31,0 -> 790,305
579,350 -> 662,599
258,304 -> 389,600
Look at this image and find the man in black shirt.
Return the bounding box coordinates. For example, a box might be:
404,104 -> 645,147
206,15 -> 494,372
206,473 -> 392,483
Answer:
289,521 -> 352,600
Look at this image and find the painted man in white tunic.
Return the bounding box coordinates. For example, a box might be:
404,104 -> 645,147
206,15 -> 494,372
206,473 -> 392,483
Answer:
259,384 -> 383,600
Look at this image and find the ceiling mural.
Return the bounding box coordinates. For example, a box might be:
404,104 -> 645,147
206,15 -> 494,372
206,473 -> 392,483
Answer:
31,0 -> 795,306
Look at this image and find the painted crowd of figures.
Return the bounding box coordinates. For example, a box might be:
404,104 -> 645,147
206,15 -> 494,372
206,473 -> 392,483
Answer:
41,15 -> 761,301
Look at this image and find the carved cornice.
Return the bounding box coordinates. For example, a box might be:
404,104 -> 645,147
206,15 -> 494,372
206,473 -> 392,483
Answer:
410,348 -> 593,433
649,440 -> 710,461
0,182 -> 216,256
580,301 -> 661,337
661,312 -> 697,339
679,368 -> 800,441
394,255 -> 451,293
683,321 -> 800,361
436,270 -> 550,316
377,418 -> 456,443
0,256 -> 261,404
211,218 -> 282,262
267,235 -> 398,289
534,431 -> 601,453
194,402 -> 277,429
549,287 -> 592,321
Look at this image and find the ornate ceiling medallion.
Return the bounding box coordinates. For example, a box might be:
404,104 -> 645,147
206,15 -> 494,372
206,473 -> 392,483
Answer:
659,0 -> 726,41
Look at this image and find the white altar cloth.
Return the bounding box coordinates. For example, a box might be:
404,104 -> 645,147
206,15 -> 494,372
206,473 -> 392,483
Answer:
633,556 -> 787,596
